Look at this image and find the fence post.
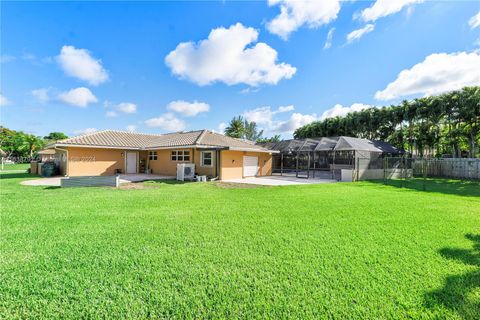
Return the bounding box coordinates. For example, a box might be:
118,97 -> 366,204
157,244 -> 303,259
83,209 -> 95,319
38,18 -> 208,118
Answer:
357,157 -> 360,182
383,157 -> 387,185
400,156 -> 404,188
423,158 -> 427,191
280,153 -> 283,176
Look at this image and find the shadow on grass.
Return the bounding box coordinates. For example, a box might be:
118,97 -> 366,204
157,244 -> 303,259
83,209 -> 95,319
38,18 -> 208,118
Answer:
367,178 -> 480,197
424,234 -> 480,319
0,172 -> 35,180
43,186 -> 61,190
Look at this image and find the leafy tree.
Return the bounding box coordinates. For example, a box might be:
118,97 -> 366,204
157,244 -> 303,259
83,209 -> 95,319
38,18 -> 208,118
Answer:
243,119 -> 263,141
0,126 -> 46,160
257,135 -> 281,144
44,132 -> 68,141
294,86 -> 480,158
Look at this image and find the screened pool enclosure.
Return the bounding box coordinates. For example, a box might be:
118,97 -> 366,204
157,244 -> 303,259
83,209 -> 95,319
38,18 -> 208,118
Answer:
261,136 -> 401,180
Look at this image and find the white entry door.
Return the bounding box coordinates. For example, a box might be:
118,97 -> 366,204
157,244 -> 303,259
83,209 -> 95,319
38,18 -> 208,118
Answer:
126,152 -> 137,174
243,156 -> 258,177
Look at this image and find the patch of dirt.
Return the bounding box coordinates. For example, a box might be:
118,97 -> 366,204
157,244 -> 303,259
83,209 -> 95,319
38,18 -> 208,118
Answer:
213,182 -> 266,189
118,182 -> 159,190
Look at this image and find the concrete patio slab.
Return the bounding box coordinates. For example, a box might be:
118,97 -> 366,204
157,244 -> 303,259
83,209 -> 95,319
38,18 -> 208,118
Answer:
118,174 -> 175,183
21,177 -> 62,186
223,176 -> 336,186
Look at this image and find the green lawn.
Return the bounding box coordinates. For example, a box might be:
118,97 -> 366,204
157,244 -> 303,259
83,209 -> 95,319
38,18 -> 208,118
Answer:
1,173 -> 479,319
0,163 -> 30,171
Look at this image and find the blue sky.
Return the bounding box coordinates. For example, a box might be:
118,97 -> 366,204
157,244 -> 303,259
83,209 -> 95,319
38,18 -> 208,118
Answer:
1,0 -> 479,138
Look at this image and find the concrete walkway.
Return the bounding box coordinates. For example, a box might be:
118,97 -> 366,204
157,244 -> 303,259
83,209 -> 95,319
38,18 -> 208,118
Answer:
21,174 -> 175,187
21,177 -> 62,186
224,176 -> 336,186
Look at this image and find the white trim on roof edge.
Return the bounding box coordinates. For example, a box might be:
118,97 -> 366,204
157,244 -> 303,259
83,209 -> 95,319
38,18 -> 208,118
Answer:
54,143 -> 276,153
54,144 -> 143,150
229,147 -> 279,153
145,145 -> 223,150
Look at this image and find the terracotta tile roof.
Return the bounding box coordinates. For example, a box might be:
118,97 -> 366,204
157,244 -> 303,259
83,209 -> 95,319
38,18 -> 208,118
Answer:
196,131 -> 268,151
54,129 -> 274,153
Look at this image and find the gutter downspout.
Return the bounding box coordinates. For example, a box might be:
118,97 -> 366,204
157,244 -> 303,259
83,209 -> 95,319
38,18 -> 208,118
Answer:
55,146 -> 69,176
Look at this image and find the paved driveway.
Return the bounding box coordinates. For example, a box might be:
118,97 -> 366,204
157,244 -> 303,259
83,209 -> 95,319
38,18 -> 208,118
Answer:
223,176 -> 336,186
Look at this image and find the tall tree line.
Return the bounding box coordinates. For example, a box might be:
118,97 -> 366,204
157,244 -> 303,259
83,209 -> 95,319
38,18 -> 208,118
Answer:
294,87 -> 480,158
0,126 -> 68,160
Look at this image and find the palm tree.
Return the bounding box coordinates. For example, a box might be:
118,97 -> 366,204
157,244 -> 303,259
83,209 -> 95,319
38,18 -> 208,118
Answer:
23,134 -> 44,157
243,120 -> 263,141
225,116 -> 264,141
225,116 -> 245,139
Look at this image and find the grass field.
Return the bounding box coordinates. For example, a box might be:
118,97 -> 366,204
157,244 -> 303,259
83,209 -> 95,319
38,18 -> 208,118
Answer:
0,163 -> 30,171
1,172 -> 479,319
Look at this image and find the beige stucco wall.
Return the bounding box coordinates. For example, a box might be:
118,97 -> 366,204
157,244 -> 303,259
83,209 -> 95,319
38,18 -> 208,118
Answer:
148,149 -> 191,176
220,150 -> 272,180
67,147 -> 127,176
147,148 -> 217,177
65,147 -> 272,179
194,149 -> 217,177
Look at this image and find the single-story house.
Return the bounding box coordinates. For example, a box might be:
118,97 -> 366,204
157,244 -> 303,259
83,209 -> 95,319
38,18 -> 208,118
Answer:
44,129 -> 277,180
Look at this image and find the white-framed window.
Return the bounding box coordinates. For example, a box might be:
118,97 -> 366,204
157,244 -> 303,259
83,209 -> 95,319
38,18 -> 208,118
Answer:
171,150 -> 190,162
201,151 -> 213,167
149,151 -> 157,160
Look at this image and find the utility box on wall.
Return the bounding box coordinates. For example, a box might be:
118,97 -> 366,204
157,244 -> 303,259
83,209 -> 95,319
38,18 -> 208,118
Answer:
341,169 -> 353,182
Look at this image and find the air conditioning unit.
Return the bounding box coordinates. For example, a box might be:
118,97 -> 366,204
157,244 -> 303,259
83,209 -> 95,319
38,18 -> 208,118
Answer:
177,163 -> 195,181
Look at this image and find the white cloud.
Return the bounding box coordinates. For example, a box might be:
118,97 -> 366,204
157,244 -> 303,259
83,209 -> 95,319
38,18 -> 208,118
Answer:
167,100 -> 210,117
31,88 -> 50,103
274,112 -> 318,133
0,55 -> 16,63
126,125 -> 137,132
321,103 -> 371,120
116,102 -> 137,114
324,28 -> 335,49
469,11 -> 480,29
216,122 -> 228,134
165,23 -> 296,87
73,128 -> 97,135
347,24 -> 375,43
475,37 -> 480,48
240,87 -> 260,94
359,0 -> 423,22
58,87 -> 98,107
267,0 -> 341,40
145,113 -> 186,131
241,105 -> 315,135
243,105 -> 294,126
22,53 -> 36,61
57,45 -> 108,85
104,102 -> 137,116
278,105 -> 295,112
375,51 -> 480,100
0,94 -> 10,106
